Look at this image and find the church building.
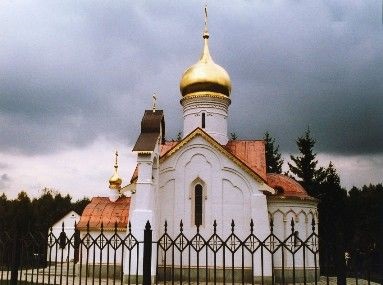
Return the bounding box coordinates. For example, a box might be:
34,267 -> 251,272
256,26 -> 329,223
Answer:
76,10 -> 318,282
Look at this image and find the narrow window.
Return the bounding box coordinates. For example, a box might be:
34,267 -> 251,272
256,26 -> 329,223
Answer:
195,184 -> 203,226
201,113 -> 206,129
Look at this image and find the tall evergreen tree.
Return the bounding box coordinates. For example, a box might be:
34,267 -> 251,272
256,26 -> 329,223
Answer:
318,161 -> 345,225
317,162 -> 347,280
263,132 -> 283,173
288,128 -> 325,196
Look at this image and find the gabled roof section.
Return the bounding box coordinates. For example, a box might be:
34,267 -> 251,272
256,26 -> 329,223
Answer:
133,110 -> 165,152
160,128 -> 267,184
51,210 -> 80,228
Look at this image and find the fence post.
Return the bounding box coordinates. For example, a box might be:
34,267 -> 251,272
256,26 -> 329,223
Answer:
143,221 -> 152,285
10,230 -> 20,285
336,227 -> 346,285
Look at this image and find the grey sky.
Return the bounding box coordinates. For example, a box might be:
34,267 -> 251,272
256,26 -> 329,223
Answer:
0,1 -> 382,197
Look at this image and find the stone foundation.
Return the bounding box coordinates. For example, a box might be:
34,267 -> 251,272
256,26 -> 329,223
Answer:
76,264 -> 122,278
76,264 -> 319,283
273,267 -> 320,282
156,266 -> 319,283
157,266 -> 272,284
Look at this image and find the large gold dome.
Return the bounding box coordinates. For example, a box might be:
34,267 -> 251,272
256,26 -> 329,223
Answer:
180,32 -> 231,97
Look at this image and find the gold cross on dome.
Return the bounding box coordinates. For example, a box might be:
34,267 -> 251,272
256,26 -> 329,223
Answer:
152,93 -> 157,112
114,150 -> 119,169
204,3 -> 208,34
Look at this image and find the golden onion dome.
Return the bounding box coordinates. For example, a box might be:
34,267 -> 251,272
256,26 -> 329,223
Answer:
180,30 -> 231,97
109,151 -> 122,190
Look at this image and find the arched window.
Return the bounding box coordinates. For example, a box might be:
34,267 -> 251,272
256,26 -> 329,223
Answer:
195,184 -> 203,226
201,113 -> 206,129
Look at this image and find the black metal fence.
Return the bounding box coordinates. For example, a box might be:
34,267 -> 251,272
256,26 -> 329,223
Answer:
0,218 -> 380,285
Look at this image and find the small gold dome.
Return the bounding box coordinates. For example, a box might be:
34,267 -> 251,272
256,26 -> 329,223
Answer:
109,151 -> 122,190
109,171 -> 122,190
180,32 -> 231,97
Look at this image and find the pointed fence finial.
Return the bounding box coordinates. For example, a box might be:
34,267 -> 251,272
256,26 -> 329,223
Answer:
213,220 -> 217,233
128,221 -> 132,233
180,220 -> 183,232
231,219 -> 235,233
145,220 -> 151,231
312,217 -> 316,232
115,221 -> 118,233
59,229 -> 67,249
164,220 -> 167,233
270,217 -> 274,233
49,227 -> 53,244
250,219 -> 254,234
291,217 -> 295,233
61,222 -> 65,232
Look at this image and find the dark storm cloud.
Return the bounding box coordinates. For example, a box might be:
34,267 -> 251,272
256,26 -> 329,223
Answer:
217,0 -> 383,154
0,1 -> 382,156
0,2 -> 157,154
0,174 -> 10,190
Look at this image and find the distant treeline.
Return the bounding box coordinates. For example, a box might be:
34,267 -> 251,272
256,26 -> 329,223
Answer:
0,188 -> 89,233
342,184 -> 383,261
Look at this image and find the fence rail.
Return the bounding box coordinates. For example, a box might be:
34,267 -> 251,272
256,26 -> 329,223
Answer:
0,218 -> 380,285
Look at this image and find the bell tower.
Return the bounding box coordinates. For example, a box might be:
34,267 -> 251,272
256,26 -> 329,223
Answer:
179,6 -> 231,144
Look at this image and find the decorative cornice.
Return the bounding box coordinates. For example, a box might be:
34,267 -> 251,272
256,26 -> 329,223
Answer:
136,151 -> 152,155
267,195 -> 318,204
180,92 -> 231,105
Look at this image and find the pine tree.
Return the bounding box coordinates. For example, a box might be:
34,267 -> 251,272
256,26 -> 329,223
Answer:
230,132 -> 238,140
263,132 -> 283,173
317,162 -> 347,279
176,131 -> 182,141
288,128 -> 325,196
323,161 -> 340,186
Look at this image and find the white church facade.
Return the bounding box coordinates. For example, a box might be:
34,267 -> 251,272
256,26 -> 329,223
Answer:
76,11 -> 319,283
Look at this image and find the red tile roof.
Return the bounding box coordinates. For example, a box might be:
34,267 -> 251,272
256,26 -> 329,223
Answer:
225,140 -> 267,181
77,197 -> 131,231
130,166 -> 138,183
266,173 -> 310,198
160,141 -> 179,156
